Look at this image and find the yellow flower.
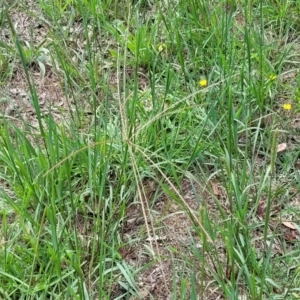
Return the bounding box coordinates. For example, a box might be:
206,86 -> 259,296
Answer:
199,79 -> 208,87
283,103 -> 292,110
269,74 -> 277,80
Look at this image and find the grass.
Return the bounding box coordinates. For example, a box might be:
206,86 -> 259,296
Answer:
0,0 -> 300,299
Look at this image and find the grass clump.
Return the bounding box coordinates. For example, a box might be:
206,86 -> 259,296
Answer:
0,0 -> 300,299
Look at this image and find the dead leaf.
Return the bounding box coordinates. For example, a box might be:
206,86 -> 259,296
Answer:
284,229 -> 297,242
118,246 -> 135,260
282,221 -> 296,230
211,181 -> 220,195
277,143 -> 287,153
129,288 -> 150,300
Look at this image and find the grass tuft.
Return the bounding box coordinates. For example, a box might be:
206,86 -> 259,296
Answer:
0,0 -> 300,299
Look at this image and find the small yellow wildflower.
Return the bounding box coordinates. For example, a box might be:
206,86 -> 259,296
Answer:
199,79 -> 208,87
269,74 -> 277,81
283,103 -> 292,110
